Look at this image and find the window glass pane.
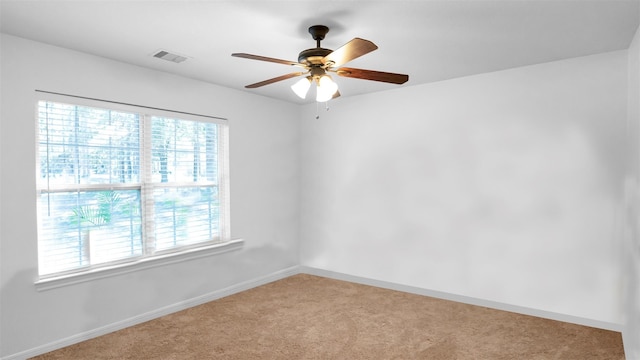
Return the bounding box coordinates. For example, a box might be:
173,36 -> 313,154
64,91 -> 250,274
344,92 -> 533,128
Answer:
37,100 -> 228,279
153,186 -> 220,251
38,101 -> 140,187
37,190 -> 143,276
151,117 -> 218,183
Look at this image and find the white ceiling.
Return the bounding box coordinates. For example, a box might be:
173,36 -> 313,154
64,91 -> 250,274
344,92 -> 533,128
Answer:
1,1 -> 639,104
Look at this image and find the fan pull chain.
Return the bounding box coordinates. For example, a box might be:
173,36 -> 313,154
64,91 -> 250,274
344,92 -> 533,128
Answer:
315,101 -> 331,119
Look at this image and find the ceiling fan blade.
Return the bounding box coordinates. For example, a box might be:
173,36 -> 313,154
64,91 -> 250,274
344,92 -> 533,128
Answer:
332,90 -> 341,99
323,38 -> 378,67
232,53 -> 305,67
245,72 -> 305,88
335,67 -> 409,84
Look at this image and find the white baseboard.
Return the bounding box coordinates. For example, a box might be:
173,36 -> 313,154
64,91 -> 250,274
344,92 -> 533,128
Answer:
299,266 -> 624,333
5,264 -> 624,360
3,265 -> 299,360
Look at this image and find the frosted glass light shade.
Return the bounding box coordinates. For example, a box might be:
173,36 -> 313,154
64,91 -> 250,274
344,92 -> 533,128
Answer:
291,77 -> 311,99
316,75 -> 338,102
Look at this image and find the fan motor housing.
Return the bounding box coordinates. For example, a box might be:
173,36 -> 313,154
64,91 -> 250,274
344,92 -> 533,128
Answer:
298,48 -> 333,66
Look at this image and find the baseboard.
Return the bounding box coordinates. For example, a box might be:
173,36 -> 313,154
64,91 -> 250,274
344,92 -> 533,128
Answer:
3,265 -> 299,360
299,266 -> 624,333
6,264 -> 623,360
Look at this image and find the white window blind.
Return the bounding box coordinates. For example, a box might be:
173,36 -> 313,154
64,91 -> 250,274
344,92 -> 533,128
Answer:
36,99 -> 230,278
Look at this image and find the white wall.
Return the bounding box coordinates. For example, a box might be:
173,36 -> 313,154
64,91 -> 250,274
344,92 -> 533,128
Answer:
300,50 -> 628,325
624,23 -> 640,360
1,30 -> 636,358
0,34 -> 300,358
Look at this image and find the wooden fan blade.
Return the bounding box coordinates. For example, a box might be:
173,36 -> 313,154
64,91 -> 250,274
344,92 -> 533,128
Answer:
245,72 -> 305,88
323,38 -> 378,67
335,67 -> 409,84
232,53 -> 305,67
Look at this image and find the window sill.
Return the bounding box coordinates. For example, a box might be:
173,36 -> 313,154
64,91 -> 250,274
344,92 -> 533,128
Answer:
35,239 -> 244,291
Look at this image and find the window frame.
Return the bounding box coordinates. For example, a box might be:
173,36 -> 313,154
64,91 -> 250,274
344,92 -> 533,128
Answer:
34,92 -> 239,290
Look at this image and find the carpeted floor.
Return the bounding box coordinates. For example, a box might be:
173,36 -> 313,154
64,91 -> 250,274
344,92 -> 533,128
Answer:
31,274 -> 625,359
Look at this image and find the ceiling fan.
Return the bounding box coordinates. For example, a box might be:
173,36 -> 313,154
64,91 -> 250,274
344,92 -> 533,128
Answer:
232,25 -> 409,102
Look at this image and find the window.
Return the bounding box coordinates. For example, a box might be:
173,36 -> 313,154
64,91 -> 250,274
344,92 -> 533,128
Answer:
36,99 -> 230,279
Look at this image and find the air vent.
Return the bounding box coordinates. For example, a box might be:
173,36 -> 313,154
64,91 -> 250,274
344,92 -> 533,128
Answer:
152,50 -> 188,64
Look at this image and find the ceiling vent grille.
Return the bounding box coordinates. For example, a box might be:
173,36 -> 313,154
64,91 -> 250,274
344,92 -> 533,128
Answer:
152,50 -> 188,64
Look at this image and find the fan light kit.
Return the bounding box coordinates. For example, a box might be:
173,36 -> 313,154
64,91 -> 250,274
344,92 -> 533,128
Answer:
232,25 -> 409,102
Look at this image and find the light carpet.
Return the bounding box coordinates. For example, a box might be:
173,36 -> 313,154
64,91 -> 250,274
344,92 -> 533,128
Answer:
31,274 -> 625,359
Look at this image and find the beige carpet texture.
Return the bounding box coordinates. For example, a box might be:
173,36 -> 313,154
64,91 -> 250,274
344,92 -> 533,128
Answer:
31,274 -> 625,359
